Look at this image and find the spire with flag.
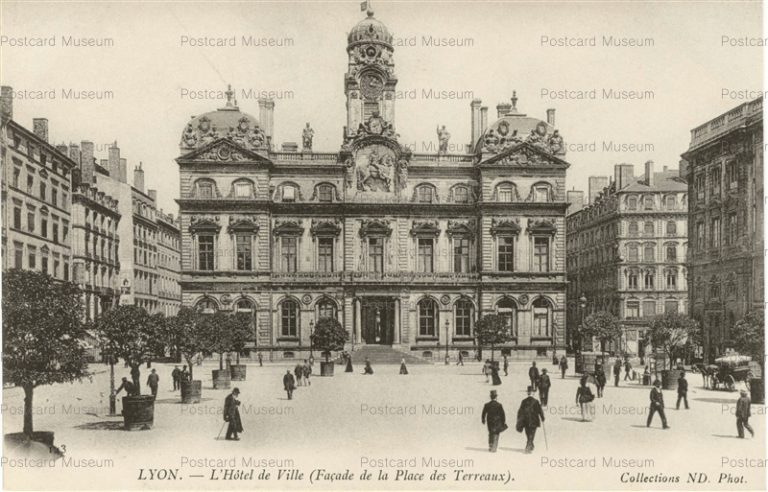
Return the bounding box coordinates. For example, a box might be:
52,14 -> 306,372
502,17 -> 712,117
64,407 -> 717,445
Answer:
360,0 -> 373,16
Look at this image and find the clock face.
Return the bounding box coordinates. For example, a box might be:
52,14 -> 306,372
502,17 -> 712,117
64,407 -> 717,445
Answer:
360,73 -> 384,100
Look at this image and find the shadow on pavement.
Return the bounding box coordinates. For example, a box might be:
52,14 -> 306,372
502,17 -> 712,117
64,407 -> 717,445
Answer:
74,421 -> 125,431
154,398 -> 213,404
712,434 -> 743,439
693,397 -> 737,405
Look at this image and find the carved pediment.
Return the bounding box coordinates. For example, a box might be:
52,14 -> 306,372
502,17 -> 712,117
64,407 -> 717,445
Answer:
273,219 -> 304,236
478,142 -> 569,168
446,219 -> 476,237
527,218 -> 557,235
310,219 -> 342,237
490,218 -> 521,236
179,138 -> 271,164
228,216 -> 260,234
189,215 -> 221,234
359,218 -> 392,237
410,220 -> 441,237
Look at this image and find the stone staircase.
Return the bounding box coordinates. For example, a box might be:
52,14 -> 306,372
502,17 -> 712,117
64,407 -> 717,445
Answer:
350,345 -> 432,365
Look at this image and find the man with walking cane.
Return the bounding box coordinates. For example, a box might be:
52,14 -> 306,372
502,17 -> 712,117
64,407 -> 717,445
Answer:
222,388 -> 243,441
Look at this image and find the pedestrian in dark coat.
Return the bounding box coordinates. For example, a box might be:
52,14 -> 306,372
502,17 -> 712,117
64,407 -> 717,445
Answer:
223,388 -> 243,440
146,368 -> 159,398
613,359 -> 622,386
595,364 -> 606,397
624,359 -> 632,381
130,365 -> 141,391
115,377 -> 138,397
399,358 -> 408,375
481,390 -> 506,452
503,355 -> 509,376
538,369 -> 551,406
345,352 -> 354,372
303,360 -> 312,386
457,352 -> 464,366
283,370 -> 296,400
171,366 -> 181,391
736,390 -> 754,438
490,363 -> 502,386
517,386 -> 545,453
257,352 -> 263,367
181,365 -> 190,383
576,375 -> 595,421
294,363 -> 304,387
528,362 -> 540,391
676,371 -> 689,410
559,356 -> 568,379
646,380 -> 669,429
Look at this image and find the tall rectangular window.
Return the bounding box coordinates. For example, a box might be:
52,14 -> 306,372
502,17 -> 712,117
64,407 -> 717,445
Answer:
51,189 -> 58,207
12,168 -> 20,188
642,300 -> 656,319
13,242 -> 23,269
368,237 -> 384,272
453,237 -> 470,273
27,210 -> 35,233
417,238 -> 434,273
318,237 -> 334,272
27,175 -> 34,194
455,301 -> 473,337
13,207 -> 21,229
626,301 -> 640,319
281,236 -> 297,272
39,182 -> 46,201
696,222 -> 705,250
711,217 -> 721,248
235,234 -> 252,271
28,246 -> 37,270
533,237 -> 550,272
198,235 -> 215,270
664,300 -> 678,314
498,236 -> 514,271
41,255 -> 49,275
40,217 -> 48,238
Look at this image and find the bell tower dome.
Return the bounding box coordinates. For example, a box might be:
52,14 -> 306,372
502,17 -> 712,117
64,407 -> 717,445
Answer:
344,5 -> 397,142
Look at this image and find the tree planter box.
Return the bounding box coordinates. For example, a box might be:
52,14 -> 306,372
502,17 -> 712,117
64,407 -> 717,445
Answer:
5,431 -> 55,447
320,361 -> 335,377
181,380 -> 202,404
230,365 -> 247,381
122,396 -> 154,431
212,369 -> 231,389
661,369 -> 682,391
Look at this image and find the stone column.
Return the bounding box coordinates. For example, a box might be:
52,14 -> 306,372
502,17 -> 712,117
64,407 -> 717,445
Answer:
354,298 -> 362,344
394,298 -> 401,344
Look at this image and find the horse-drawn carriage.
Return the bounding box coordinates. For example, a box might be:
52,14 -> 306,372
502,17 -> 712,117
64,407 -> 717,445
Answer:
696,355 -> 752,391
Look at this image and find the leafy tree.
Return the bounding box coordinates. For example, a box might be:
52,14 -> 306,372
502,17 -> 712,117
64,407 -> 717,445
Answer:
730,310 -> 765,387
647,313 -> 700,370
201,311 -> 234,370
475,314 -> 511,361
94,305 -> 159,395
3,270 -> 90,437
310,317 -> 349,363
581,311 -> 622,356
229,312 -> 254,365
166,307 -> 207,380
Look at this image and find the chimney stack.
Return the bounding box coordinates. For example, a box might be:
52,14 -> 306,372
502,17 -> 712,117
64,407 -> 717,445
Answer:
0,86 -> 12,122
567,190 -> 585,214
133,162 -> 145,192
55,143 -> 68,155
546,109 -> 556,127
258,98 -> 275,147
588,176 -> 610,204
496,101 -> 512,118
81,141 -> 95,185
33,118 -> 49,143
119,158 -> 128,184
480,106 -> 488,135
148,189 -> 157,203
108,142 -> 121,181
470,99 -> 482,146
68,143 -> 80,169
613,164 -> 634,191
645,160 -> 655,187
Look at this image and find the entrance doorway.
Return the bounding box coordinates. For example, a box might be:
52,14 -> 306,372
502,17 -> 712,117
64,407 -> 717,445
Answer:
361,298 -> 395,344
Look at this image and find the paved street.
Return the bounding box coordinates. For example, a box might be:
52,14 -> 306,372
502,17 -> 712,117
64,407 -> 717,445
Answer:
2,359 -> 765,490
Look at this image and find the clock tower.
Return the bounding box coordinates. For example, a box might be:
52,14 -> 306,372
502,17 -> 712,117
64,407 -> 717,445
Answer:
344,7 -> 397,142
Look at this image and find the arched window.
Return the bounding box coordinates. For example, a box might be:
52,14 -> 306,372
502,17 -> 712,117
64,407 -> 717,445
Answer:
666,220 -> 677,236
418,298 -> 438,336
415,184 -> 436,204
665,245 -> 677,262
455,299 -> 473,337
452,185 -> 469,204
644,270 -> 655,290
627,244 -> 639,262
532,298 -> 551,337
279,183 -> 300,202
495,182 -> 516,202
666,269 -> 677,289
496,298 -> 517,338
628,221 -> 639,236
317,299 -> 337,320
232,179 -> 254,199
665,195 -> 677,210
280,299 -> 299,337
628,270 -> 639,289
196,297 -> 217,314
644,196 -> 654,210
643,244 -> 654,262
195,179 -> 217,199
314,183 -> 336,203
531,182 -> 552,202
644,221 -> 654,236
627,196 -> 638,210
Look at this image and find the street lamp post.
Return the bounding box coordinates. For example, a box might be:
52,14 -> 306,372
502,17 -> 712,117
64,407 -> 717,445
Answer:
444,319 -> 450,365
107,353 -> 116,416
579,294 -> 588,355
309,319 -> 315,359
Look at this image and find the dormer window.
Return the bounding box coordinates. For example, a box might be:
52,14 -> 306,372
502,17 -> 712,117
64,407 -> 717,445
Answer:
197,181 -> 214,199
318,184 -> 334,203
417,185 -> 434,204
453,186 -> 469,204
496,183 -> 515,202
282,185 -> 296,202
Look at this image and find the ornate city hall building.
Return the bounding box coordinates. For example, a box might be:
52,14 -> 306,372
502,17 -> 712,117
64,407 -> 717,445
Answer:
177,9 -> 569,361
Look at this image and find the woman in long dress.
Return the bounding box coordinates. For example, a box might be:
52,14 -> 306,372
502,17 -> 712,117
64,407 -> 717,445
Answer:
490,363 -> 502,386
399,358 -> 408,375
576,375 -> 596,421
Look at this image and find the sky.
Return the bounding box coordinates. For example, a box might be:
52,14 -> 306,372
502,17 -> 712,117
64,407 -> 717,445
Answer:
0,0 -> 763,214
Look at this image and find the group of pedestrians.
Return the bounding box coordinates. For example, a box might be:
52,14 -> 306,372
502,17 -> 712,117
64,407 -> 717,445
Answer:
481,387 -> 545,454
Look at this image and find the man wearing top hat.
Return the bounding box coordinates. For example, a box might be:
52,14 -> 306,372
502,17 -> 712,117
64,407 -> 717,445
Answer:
517,386 -> 545,453
481,390 -> 506,452
224,387 -> 243,441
